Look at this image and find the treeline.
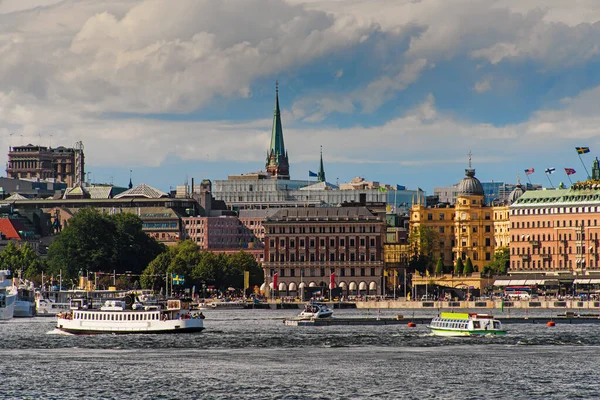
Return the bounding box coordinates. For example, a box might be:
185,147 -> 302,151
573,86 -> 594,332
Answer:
5,207 -> 263,291
140,240 -> 263,293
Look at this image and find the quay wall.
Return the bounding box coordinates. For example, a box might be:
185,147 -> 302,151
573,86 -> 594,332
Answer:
354,299 -> 600,310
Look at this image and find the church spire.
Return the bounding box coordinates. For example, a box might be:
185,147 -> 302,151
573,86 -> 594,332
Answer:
265,81 -> 290,179
317,145 -> 326,182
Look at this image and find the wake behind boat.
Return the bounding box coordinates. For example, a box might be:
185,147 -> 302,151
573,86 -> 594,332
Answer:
298,302 -> 333,319
427,312 -> 507,337
56,295 -> 205,335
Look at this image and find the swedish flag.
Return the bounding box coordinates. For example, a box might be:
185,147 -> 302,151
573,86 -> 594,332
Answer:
172,274 -> 185,285
576,146 -> 590,154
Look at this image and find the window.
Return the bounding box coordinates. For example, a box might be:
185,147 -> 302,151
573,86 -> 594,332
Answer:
360,268 -> 365,276
330,239 -> 335,247
370,238 -> 375,246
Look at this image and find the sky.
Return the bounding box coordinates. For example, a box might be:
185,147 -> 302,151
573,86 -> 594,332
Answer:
1,0 -> 600,193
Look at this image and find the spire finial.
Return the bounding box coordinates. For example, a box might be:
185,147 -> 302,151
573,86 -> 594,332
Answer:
468,151 -> 472,169
276,80 -> 278,94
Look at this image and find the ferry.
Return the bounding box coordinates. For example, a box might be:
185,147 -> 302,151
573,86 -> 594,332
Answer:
298,302 -> 333,319
56,295 -> 205,335
427,312 -> 507,337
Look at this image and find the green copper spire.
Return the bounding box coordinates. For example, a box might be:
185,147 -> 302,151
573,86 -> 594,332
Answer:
317,145 -> 326,182
265,81 -> 290,179
269,81 -> 285,158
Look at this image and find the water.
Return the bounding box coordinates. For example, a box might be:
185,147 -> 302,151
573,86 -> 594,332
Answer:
2,308 -> 600,399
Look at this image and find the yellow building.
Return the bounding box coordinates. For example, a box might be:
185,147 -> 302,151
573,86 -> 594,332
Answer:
410,166 -> 510,271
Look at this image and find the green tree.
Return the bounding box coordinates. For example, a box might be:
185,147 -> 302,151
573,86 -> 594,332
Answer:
435,258 -> 444,276
454,258 -> 464,275
141,251 -> 173,291
20,243 -> 44,281
463,257 -> 474,275
0,241 -> 23,272
408,226 -> 439,274
112,213 -> 165,275
482,247 -> 510,276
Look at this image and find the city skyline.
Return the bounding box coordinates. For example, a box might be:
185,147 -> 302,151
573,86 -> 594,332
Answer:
1,1 -> 600,192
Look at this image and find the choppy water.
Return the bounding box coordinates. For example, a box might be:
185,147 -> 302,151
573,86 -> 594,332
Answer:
2,308 -> 600,399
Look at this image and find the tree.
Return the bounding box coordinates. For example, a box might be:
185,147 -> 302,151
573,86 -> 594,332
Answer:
463,257 -> 474,275
408,226 -> 439,274
454,258 -> 464,275
47,208 -> 166,280
0,241 -> 23,272
435,258 -> 444,276
141,252 -> 173,291
482,247 -> 510,276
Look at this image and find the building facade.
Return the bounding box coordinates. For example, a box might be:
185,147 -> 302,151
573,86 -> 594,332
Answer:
262,207 -> 386,297
410,167 -> 510,271
7,142 -> 85,187
509,161 -> 600,273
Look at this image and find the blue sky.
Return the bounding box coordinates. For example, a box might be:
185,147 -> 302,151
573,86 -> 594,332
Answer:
2,0 -> 600,194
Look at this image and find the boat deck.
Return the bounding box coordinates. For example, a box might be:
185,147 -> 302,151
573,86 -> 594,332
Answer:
284,316 -> 406,326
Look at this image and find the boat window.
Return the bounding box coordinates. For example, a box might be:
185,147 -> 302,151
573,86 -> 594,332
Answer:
111,314 -> 114,320
473,321 -> 480,329
493,321 -> 500,329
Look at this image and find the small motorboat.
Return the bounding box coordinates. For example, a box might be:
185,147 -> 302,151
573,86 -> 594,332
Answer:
298,302 -> 333,319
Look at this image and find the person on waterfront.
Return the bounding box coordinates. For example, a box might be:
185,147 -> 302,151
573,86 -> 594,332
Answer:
199,312 -> 205,320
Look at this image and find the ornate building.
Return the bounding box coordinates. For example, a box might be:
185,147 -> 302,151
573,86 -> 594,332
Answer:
6,142 -> 85,187
262,207 -> 386,297
509,158 -> 600,273
410,161 -> 510,271
265,83 -> 290,179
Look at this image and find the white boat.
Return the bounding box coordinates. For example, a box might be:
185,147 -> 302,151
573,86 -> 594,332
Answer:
56,295 -> 205,335
0,270 -> 16,320
427,312 -> 507,337
13,279 -> 36,318
35,296 -> 70,317
209,300 -> 247,309
298,302 -> 333,319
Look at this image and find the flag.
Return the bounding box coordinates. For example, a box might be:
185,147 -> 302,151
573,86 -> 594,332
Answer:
565,168 -> 576,176
273,272 -> 278,290
426,269 -> 430,277
171,274 -> 185,285
244,270 -> 250,289
576,147 -> 590,154
545,167 -> 555,175
308,170 -> 318,177
383,270 -> 389,277
330,273 -> 335,289
394,270 -> 399,277
396,185 -> 406,190
524,168 -> 534,175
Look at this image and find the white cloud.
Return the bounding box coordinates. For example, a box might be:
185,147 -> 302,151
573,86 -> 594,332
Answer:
474,79 -> 492,93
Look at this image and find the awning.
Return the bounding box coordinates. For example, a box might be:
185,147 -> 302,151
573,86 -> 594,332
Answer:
542,279 -> 559,286
349,282 -> 357,290
493,279 -> 511,286
298,282 -> 306,289
278,282 -> 287,291
369,282 -> 377,291
359,282 -> 367,291
289,282 -> 297,291
589,279 -> 600,284
510,279 -> 527,285
338,281 -> 347,289
260,283 -> 267,291
309,282 -> 316,287
574,278 -> 591,284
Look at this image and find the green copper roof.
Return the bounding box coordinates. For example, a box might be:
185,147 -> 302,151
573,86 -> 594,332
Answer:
318,146 -> 326,182
510,185 -> 600,207
269,84 -> 285,158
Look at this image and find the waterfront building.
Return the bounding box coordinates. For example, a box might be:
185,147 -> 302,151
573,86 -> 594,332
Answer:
6,142 -> 84,187
0,177 -> 67,199
410,163 -> 510,272
262,207 -> 386,297
238,209 -> 279,245
509,158 -> 600,273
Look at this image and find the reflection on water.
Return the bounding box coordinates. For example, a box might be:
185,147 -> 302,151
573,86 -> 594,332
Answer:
1,309 -> 599,399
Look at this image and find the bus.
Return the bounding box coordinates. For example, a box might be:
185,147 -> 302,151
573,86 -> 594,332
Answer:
504,286 -> 535,300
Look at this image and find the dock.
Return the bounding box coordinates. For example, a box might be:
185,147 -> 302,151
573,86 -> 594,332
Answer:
284,316 -> 406,326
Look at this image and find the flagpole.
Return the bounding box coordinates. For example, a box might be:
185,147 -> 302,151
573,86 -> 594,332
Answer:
565,171 -> 573,185
578,154 -> 591,179
526,174 -> 532,185
545,173 -> 554,188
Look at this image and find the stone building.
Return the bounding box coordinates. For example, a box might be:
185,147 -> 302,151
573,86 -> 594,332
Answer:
509,158 -> 600,273
7,142 -> 84,187
409,162 -> 510,272
262,207 -> 386,297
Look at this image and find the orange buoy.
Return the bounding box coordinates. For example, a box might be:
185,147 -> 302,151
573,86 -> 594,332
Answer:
547,321 -> 556,327
407,321 -> 417,328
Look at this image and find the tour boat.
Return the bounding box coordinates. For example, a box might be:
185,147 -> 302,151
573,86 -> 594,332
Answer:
427,312 -> 507,337
56,295 -> 205,335
0,270 -> 16,320
298,302 -> 333,319
35,297 -> 70,316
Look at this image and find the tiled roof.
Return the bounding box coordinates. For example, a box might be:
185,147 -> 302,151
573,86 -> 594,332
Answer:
238,209 -> 280,219
5,193 -> 28,200
0,219 -> 21,239
265,206 -> 379,221
86,186 -> 113,199
114,184 -> 169,199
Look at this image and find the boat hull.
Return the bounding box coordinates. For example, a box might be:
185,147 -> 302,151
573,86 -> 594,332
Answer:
14,300 -> 35,318
56,319 -> 205,335
0,294 -> 16,320
427,327 -> 507,337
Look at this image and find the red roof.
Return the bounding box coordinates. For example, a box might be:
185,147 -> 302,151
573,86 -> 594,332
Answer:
0,219 -> 22,239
